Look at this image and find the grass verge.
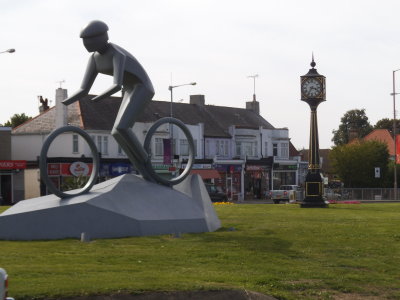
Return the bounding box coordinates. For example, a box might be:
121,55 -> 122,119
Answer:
1,203 -> 400,299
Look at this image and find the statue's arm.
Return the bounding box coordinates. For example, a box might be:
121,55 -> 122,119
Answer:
63,56 -> 97,105
91,53 -> 125,102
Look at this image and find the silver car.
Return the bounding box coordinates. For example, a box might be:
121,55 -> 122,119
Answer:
0,268 -> 14,300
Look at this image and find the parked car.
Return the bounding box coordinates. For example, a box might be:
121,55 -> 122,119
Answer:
268,185 -> 300,204
323,188 -> 341,200
205,184 -> 228,202
0,268 -> 14,300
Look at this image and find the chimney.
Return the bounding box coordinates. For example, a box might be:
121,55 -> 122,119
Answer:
190,94 -> 205,106
246,99 -> 260,115
55,88 -> 68,128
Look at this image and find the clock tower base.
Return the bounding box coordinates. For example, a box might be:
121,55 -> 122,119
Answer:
301,171 -> 329,208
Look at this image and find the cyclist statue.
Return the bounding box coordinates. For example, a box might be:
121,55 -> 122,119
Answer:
63,20 -> 155,182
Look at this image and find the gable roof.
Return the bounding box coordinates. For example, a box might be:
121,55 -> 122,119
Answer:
12,102 -> 81,134
362,129 -> 396,155
15,94 -> 275,138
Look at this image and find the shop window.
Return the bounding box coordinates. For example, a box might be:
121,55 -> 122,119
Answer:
72,134 -> 79,153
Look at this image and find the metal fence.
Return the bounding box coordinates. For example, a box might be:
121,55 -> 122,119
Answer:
326,188 -> 400,201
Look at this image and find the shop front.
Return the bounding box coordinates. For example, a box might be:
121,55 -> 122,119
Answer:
189,163 -> 220,184
0,160 -> 27,205
44,161 -> 134,195
272,162 -> 298,189
244,165 -> 270,199
214,162 -> 244,201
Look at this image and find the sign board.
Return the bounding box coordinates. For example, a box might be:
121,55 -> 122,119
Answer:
375,167 -> 380,178
70,161 -> 90,177
0,160 -> 26,170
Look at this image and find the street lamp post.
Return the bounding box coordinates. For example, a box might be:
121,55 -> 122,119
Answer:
168,82 -> 196,118
0,48 -> 15,202
0,49 -> 15,54
391,69 -> 400,200
167,82 -> 196,167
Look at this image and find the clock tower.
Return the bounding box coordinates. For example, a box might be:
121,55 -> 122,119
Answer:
300,55 -> 328,208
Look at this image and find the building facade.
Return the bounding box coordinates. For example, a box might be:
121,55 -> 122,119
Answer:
11,89 -> 302,202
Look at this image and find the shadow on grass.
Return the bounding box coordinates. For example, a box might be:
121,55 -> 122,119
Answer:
190,227 -> 299,257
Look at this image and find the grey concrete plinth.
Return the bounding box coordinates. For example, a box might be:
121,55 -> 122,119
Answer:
0,174 -> 221,240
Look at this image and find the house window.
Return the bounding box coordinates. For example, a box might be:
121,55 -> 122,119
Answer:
103,136 -> 109,155
180,139 -> 189,156
264,142 -> 268,156
273,143 -> 278,156
216,140 -> 229,156
154,138 -> 163,156
92,135 -> 109,155
72,134 -> 79,153
236,141 -> 258,157
97,136 -> 102,153
281,142 -> 289,158
236,142 -> 241,157
118,145 -> 125,156
193,139 -> 198,157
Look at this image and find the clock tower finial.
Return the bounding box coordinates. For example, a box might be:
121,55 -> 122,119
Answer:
310,52 -> 316,69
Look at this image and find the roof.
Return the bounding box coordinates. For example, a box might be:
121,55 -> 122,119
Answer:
12,102 -> 81,134
79,95 -> 274,137
14,94 -> 275,138
362,129 -> 396,155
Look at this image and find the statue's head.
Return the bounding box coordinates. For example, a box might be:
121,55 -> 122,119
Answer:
80,20 -> 109,53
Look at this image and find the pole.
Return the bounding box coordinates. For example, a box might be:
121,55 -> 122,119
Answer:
169,86 -> 174,165
394,71 -> 396,200
247,74 -> 258,101
169,87 -> 173,118
167,82 -> 196,168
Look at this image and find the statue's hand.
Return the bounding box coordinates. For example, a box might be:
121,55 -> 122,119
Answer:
62,89 -> 86,105
91,84 -> 122,102
91,95 -> 103,102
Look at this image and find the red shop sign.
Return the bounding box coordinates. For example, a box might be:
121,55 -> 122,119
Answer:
0,160 -> 27,170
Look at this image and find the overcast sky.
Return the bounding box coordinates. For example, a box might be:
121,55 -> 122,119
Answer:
1,0 -> 400,149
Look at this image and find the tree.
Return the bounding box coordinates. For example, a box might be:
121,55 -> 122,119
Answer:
2,113 -> 32,128
330,140 -> 389,188
332,109 -> 373,146
374,118 -> 400,136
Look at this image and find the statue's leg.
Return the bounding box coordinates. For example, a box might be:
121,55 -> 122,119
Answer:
112,84 -> 155,181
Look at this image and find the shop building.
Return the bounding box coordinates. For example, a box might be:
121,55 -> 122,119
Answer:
0,127 -> 26,204
11,90 -> 303,202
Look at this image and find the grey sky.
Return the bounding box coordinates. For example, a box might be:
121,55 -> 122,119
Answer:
1,0 -> 399,149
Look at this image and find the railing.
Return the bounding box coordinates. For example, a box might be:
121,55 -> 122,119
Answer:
325,188 -> 400,201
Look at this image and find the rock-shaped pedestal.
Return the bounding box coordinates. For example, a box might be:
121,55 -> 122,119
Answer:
0,174 -> 221,240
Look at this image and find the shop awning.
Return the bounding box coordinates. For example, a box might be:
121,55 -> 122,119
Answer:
190,169 -> 221,179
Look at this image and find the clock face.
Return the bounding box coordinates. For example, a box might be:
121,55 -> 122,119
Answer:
302,78 -> 322,98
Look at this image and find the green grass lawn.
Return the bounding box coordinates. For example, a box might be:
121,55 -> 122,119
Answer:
1,203 -> 400,300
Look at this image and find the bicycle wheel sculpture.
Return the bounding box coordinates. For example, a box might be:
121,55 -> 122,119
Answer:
39,126 -> 100,198
143,117 -> 195,186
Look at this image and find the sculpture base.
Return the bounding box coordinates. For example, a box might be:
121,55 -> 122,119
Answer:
0,174 -> 221,240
